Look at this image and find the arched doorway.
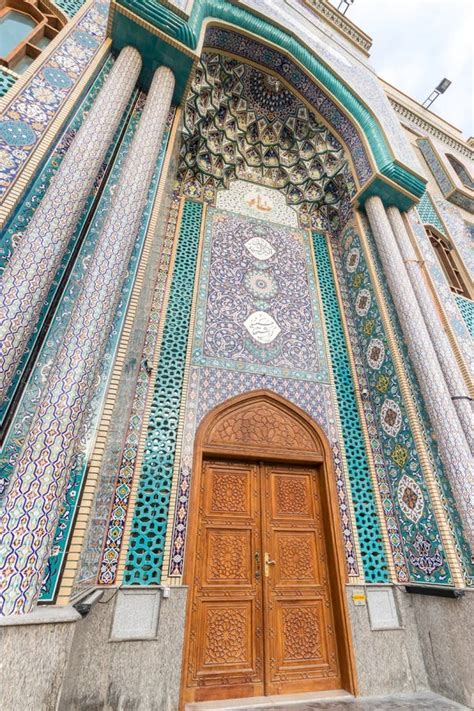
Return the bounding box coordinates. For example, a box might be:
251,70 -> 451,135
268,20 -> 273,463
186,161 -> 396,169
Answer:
181,391 -> 357,706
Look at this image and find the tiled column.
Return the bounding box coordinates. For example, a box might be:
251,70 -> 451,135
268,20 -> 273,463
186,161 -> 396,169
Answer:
0,46 -> 142,402
387,206 -> 473,453
0,66 -> 175,616
365,196 -> 473,548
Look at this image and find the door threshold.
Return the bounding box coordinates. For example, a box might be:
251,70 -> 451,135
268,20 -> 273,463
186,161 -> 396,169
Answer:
185,689 -> 353,710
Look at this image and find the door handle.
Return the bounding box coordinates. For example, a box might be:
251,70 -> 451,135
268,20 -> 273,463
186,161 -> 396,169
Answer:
264,552 -> 276,577
255,551 -> 261,580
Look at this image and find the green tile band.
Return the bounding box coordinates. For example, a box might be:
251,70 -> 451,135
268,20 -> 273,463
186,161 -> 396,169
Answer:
124,199 -> 203,584
312,231 -> 389,583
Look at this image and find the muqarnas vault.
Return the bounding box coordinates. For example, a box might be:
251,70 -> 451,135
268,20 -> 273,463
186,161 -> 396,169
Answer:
0,1 -> 473,710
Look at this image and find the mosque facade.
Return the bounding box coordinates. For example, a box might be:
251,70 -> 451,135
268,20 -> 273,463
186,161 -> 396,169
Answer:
0,1 -> 473,709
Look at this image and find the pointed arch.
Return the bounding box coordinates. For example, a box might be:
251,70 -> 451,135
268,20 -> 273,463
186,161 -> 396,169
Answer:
198,389 -> 329,461
111,0 -> 426,207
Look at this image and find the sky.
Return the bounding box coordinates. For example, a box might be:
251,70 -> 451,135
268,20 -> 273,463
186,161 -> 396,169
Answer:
330,0 -> 474,138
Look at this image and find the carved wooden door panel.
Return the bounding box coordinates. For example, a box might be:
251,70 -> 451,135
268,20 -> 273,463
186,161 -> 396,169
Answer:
184,459 -> 341,704
185,459 -> 265,702
261,463 -> 341,694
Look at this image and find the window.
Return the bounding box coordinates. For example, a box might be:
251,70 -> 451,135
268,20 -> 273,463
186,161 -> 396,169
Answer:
426,227 -> 471,299
0,2 -> 64,75
446,154 -> 474,191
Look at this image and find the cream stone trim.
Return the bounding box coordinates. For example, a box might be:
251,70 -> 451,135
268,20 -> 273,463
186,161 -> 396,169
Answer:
310,233 -> 365,585
300,0 -> 372,54
106,0 -> 115,36
161,202 -> 208,587
387,97 -> 473,161
114,194 -> 185,585
0,38 -> 112,229
56,109 -> 182,604
354,211 -> 465,588
0,66 -> 20,80
403,213 -> 474,398
43,0 -> 69,24
326,235 -> 395,582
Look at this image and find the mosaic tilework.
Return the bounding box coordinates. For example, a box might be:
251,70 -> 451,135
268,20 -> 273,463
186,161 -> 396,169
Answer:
362,211 -> 474,585
0,0 -> 109,202
366,197 -> 473,552
434,197 -> 474,276
313,233 -> 388,583
124,200 -> 203,585
39,106 -> 175,601
95,183 -> 179,587
330,241 -> 409,582
216,180 -> 298,227
0,67 -> 175,614
1,55 -> 112,271
180,52 -> 355,231
203,28 -> 373,187
456,295 -> 474,339
0,57 -> 121,433
164,195 -> 363,580
1,71 -> 135,568
55,0 -> 89,18
0,47 -> 141,404
0,69 -> 16,100
417,192 -> 446,234
193,208 -> 328,380
417,139 -> 474,214
412,199 -> 473,374
167,365 -> 359,579
359,214 -> 473,582
335,224 -> 453,584
387,206 -> 473,454
362,215 -> 473,584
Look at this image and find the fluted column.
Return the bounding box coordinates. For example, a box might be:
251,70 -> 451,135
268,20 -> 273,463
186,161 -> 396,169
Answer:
387,206 -> 473,452
0,46 -> 142,402
0,66 -> 175,615
365,196 -> 473,548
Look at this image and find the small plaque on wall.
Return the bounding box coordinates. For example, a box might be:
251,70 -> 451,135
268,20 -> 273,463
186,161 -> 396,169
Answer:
110,588 -> 161,641
366,586 -> 401,630
352,589 -> 366,606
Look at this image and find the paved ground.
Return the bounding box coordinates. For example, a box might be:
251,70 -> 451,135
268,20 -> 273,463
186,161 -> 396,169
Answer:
187,691 -> 470,711
248,693 -> 469,710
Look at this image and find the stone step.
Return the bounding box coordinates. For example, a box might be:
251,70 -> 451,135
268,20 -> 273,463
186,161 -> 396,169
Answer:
185,689 -> 352,710
185,691 -> 469,711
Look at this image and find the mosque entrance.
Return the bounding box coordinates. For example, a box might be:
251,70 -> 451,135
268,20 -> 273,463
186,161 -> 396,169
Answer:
181,392 -> 356,706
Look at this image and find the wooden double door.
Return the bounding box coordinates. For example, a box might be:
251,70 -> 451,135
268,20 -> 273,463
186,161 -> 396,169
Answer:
183,458 -> 341,703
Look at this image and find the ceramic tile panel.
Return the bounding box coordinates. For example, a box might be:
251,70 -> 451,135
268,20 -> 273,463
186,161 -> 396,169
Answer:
365,196 -> 473,554
0,0 -> 110,202
0,47 -> 142,403
335,222 -> 455,584
235,0 -> 420,173
0,66 -> 175,614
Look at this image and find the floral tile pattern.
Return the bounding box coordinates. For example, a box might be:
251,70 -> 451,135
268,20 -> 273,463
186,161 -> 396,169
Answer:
332,223 -> 453,584
0,0 -> 109,202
